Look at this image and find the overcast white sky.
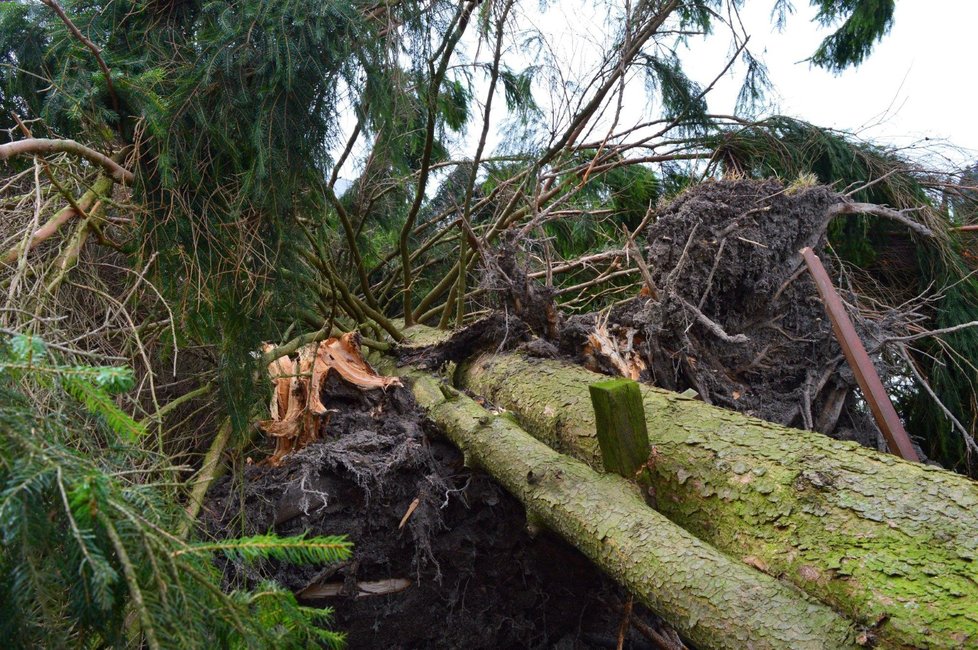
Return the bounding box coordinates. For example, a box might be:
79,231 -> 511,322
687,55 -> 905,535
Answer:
680,0 -> 978,165
341,1 -> 978,185
505,0 -> 978,169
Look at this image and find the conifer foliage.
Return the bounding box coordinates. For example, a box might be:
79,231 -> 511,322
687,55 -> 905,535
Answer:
0,334 -> 352,648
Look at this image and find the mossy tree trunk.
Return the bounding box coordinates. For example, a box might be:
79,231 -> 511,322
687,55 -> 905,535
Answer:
456,352 -> 978,649
401,370 -> 858,650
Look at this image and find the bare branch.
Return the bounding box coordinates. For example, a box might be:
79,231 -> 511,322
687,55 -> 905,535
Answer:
884,320 -> 978,343
2,173 -> 115,265
827,201 -> 935,238
678,297 -> 749,344
899,345 -> 978,455
0,138 -> 133,184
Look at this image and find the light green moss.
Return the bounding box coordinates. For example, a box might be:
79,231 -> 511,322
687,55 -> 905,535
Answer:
460,353 -> 978,649
402,370 -> 858,650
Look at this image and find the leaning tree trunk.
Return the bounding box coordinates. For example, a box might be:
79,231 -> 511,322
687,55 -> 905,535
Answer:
453,352 -> 978,649
401,370 -> 858,650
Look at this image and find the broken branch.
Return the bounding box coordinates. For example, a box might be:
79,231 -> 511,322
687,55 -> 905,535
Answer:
0,139 -> 133,184
827,201 -> 935,238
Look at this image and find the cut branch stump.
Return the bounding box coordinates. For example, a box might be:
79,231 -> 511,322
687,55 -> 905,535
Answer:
590,379 -> 650,478
589,379 -> 657,506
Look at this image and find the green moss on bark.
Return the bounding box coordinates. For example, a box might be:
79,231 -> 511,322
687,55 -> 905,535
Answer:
402,371 -> 858,650
459,353 -> 978,649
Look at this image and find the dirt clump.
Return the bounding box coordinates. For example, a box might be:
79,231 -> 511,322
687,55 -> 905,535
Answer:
201,373 -> 675,649
400,179 -> 894,450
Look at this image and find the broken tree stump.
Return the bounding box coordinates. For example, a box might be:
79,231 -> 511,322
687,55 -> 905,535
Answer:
589,379 -> 657,507
590,379 -> 650,479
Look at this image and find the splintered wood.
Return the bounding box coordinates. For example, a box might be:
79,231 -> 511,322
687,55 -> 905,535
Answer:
259,332 -> 401,465
584,315 -> 647,381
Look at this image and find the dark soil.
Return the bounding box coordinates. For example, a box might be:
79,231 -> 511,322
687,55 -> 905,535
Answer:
200,179 -> 917,647
399,179 -> 929,457
201,372 -> 676,649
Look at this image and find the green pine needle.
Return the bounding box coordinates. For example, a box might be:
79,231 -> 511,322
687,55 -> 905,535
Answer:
175,533 -> 352,566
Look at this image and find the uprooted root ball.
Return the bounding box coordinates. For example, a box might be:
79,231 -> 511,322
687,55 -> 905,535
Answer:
202,374 -> 678,649
562,179 -> 882,448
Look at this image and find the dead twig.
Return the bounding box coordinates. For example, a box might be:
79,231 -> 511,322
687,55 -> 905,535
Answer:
398,497 -> 421,530
899,344 -> 978,455
664,223 -> 700,291
883,320 -> 978,343
624,207 -> 659,298
844,169 -> 898,198
697,238 -> 726,310
616,594 -> 633,650
678,297 -> 748,344
827,201 -> 935,238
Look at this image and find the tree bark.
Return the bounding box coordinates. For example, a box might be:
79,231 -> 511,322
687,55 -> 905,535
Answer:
400,370 -> 858,650
455,352 -> 978,649
2,173 -> 115,265
0,139 -> 132,184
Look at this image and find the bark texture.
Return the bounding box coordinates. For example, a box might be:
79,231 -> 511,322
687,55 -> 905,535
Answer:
457,352 -> 978,649
2,173 -> 115,264
0,138 -> 133,183
401,370 -> 858,650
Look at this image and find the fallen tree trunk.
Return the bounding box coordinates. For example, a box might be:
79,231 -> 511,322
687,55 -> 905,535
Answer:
455,352 -> 978,649
400,370 -> 858,650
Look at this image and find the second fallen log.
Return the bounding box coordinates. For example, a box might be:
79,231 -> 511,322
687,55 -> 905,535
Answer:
401,370 -> 857,650
457,352 -> 978,649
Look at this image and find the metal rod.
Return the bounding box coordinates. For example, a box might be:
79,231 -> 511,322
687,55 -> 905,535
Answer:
800,247 -> 920,462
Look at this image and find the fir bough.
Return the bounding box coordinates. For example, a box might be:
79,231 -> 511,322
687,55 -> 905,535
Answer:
0,335 -> 351,649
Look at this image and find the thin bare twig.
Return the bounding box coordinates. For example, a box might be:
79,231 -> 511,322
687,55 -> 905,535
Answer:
899,344 -> 978,455
884,320 -> 978,343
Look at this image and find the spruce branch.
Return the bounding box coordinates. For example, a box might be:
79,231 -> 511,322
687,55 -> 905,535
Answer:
40,0 -> 121,118
173,534 -> 352,566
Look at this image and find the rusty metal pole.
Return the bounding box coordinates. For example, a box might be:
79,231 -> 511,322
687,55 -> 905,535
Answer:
800,247 -> 920,462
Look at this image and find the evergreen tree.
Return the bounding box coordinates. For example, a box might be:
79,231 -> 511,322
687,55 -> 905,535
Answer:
0,333 -> 352,648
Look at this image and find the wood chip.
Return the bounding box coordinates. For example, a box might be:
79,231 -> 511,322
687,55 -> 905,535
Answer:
298,578 -> 413,600
398,497 -> 421,530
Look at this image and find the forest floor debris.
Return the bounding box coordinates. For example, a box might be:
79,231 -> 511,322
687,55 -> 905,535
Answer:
560,179 -> 882,445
